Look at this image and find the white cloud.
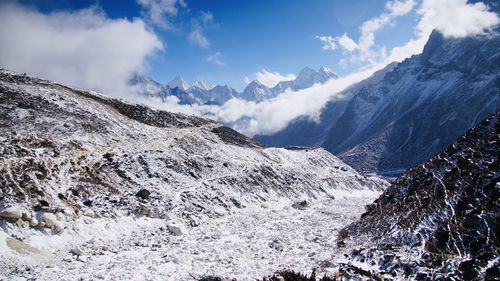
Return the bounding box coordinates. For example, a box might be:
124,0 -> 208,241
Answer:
247,70 -> 296,88
137,0 -> 186,29
200,11 -> 216,27
319,0 -> 499,69
0,2 -> 163,96
381,0 -> 499,66
315,36 -> 337,50
386,0 -> 416,16
189,24 -> 210,48
418,0 -> 499,38
336,33 -> 359,52
317,0 -> 416,64
207,52 -> 225,66
188,10 -> 218,48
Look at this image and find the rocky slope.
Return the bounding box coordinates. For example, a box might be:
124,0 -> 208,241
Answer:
324,30 -> 500,175
0,70 -> 387,280
337,110 -> 499,280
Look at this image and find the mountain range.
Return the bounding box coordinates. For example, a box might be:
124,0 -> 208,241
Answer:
129,66 -> 338,105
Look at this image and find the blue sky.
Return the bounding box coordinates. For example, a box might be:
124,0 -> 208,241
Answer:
17,0 -> 419,90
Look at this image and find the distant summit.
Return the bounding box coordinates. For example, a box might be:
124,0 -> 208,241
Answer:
167,75 -> 190,91
191,80 -> 214,91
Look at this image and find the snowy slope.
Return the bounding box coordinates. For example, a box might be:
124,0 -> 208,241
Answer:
336,111 -> 499,280
323,30 -> 500,175
167,76 -> 190,91
0,70 -> 387,280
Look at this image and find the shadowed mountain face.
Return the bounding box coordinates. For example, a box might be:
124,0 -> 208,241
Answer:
324,30 -> 500,175
338,111 -> 499,280
257,30 -> 499,176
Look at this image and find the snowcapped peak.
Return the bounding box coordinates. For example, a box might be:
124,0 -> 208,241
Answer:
192,80 -> 214,91
318,66 -> 338,80
297,67 -> 316,77
248,80 -> 264,87
319,66 -> 336,77
168,75 -> 190,91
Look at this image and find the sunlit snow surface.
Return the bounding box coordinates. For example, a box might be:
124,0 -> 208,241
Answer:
1,194 -> 378,280
0,70 -> 387,280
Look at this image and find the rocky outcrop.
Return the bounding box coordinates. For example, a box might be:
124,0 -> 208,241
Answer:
339,111 -> 500,280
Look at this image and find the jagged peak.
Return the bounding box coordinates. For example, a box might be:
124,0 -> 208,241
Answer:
191,80 -> 214,91
168,75 -> 190,91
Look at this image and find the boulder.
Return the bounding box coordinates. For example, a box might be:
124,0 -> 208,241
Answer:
291,200 -> 309,210
70,247 -> 83,256
167,225 -> 182,236
52,223 -> 64,234
0,206 -> 23,222
268,239 -> 284,251
135,189 -> 151,200
6,238 -> 40,254
29,217 -> 39,227
40,212 -> 57,228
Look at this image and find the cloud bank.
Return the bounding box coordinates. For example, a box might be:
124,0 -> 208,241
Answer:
0,2 -> 163,96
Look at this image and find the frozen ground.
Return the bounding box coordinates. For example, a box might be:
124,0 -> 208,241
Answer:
0,193 -> 378,281
0,70 -> 386,280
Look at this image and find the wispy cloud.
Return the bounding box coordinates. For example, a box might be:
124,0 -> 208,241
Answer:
136,0 -> 186,30
317,0 -> 416,65
0,2 -> 163,96
207,52 -> 225,66
189,24 -> 210,48
317,0 -> 498,69
244,69 -> 296,88
315,36 -> 337,50
188,10 -> 219,48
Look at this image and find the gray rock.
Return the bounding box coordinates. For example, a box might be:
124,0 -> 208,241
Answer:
40,212 -> 57,228
291,200 -> 308,210
0,206 -> 23,222
70,247 -> 83,256
268,240 -> 284,251
167,225 -> 182,236
135,189 -> 151,200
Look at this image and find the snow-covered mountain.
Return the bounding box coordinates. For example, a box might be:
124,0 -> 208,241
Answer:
336,110 -> 499,280
191,80 -> 214,91
130,74 -> 238,105
324,30 -> 500,175
0,70 -> 387,280
257,29 -> 499,176
130,66 -> 338,105
272,66 -> 338,94
238,66 -> 338,102
255,63 -> 398,147
240,80 -> 275,102
167,75 -> 190,91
